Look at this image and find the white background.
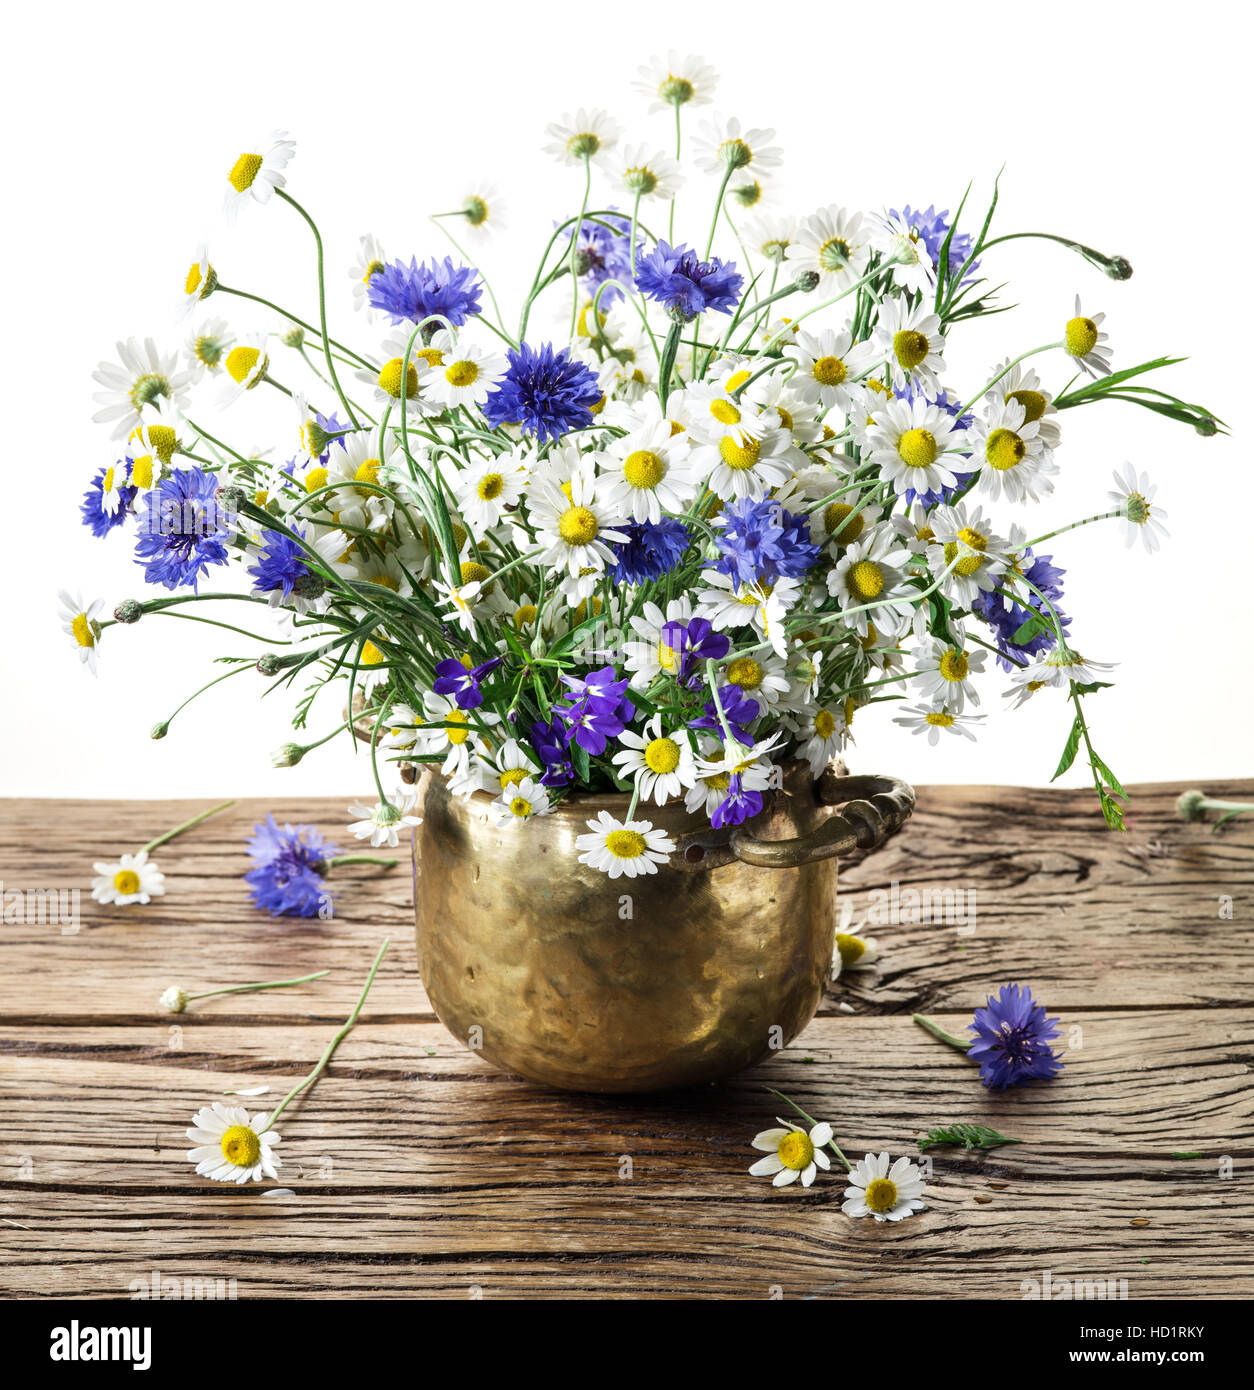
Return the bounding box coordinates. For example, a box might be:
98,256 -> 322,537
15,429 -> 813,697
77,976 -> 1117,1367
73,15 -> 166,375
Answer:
3,0 -> 1250,801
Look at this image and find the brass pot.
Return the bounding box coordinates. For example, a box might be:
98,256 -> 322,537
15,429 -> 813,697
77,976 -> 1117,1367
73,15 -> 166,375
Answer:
411,760 -> 914,1093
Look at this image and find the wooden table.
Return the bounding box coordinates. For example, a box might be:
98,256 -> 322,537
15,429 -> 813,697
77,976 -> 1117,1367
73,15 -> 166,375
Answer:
2,782 -> 1252,1300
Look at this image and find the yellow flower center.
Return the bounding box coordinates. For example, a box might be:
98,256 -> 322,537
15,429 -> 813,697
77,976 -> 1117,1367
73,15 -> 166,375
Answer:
112,868 -> 139,894
775,406 -> 795,431
605,829 -> 647,859
378,358 -> 420,399
835,931 -> 866,965
1006,388 -> 1047,423
858,623 -> 879,651
477,473 -> 504,501
623,450 -> 665,489
847,560 -> 884,600
228,153 -> 263,193
71,613 -> 95,649
719,436 -> 761,471
513,604 -> 537,629
413,347 -> 444,368
305,466 -> 328,494
726,657 -> 764,692
709,398 -> 741,425
446,709 -> 470,745
499,767 -> 526,788
1066,316 -> 1099,357
509,796 -> 533,818
445,359 -> 479,388
354,458 -> 381,491
985,427 -> 1026,471
644,737 -> 682,774
939,649 -> 969,682
897,427 -> 937,469
220,1125 -> 262,1167
363,259 -> 385,281
925,711 -> 955,727
892,329 -> 930,370
864,1176 -> 898,1213
824,502 -> 864,542
724,369 -> 752,393
225,346 -> 264,386
461,561 -> 492,589
362,640 -> 386,665
131,424 -> 177,464
814,709 -> 836,739
559,506 -> 600,545
943,526 -> 988,576
777,1131 -> 815,1170
813,354 -> 848,386
657,640 -> 679,673
129,455 -> 154,490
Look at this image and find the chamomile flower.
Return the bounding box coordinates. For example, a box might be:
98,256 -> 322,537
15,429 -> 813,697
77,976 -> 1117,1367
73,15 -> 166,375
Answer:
910,635 -> 986,711
692,116 -> 782,180
432,575 -> 484,636
1064,295 -> 1112,377
616,145 -> 684,201
349,233 -> 387,319
611,715 -> 697,805
624,596 -> 693,688
687,736 -> 781,818
870,211 -> 937,295
92,337 -> 192,440
355,328 -> 436,413
742,212 -> 796,265
968,396 -> 1055,503
59,591 -> 105,673
784,205 -> 869,292
827,528 -> 913,638
600,415 -> 697,522
529,456 -> 628,577
793,704 -> 849,774
695,571 -> 799,658
692,420 -> 792,502
428,340 -> 508,410
544,108 -> 621,166
177,245 -> 217,320
575,811 -> 676,879
1009,647 -> 1116,691
185,318 -> 234,382
224,131 -> 295,217
91,849 -> 165,906
457,183 -> 507,239
928,504 -> 1009,606
491,775 -> 552,828
483,738 -> 543,794
345,790 -> 423,848
992,359 -> 1061,449
453,453 -> 528,537
788,327 -> 873,413
842,1152 -> 926,1221
893,702 -> 984,745
635,53 -> 718,112
832,907 -> 880,978
1109,463 -> 1168,553
749,1119 -> 833,1188
186,1103 -> 281,1184
219,333 -> 270,405
722,648 -> 791,712
874,298 -> 947,393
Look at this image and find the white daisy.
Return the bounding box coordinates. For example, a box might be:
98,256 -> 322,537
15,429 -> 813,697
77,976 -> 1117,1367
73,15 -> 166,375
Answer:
616,145 -> 684,202
992,359 -> 1061,449
412,692 -> 500,778
349,233 -> 387,320
454,453 -> 528,537
457,182 -> 507,239
692,116 -> 782,180
345,790 -> 423,848
874,297 -> 947,392
490,775 -> 552,828
720,647 -> 790,714
428,340 -> 508,410
784,205 -> 869,292
624,597 -> 693,688
691,421 -> 792,502
793,704 -> 849,775
355,329 -> 436,414
870,211 -> 937,295
695,571 -> 799,658
611,716 -> 698,806
842,1152 -> 926,1221
224,131 -> 295,218
742,212 -> 796,265
432,576 -> 485,636
186,1103 -> 282,1184
968,395 -> 1056,503
1009,647 -> 1117,691
91,849 -> 165,906
635,53 -> 718,112
59,591 -> 105,674
177,245 -> 217,321
827,528 -> 913,637
686,736 -> 781,818
529,456 -> 628,577
927,504 -> 1009,607
544,108 -> 621,166
1109,463 -> 1168,553
575,811 -> 676,879
832,911 -> 880,979
788,327 -> 874,413
600,416 -> 696,523
219,333 -> 271,405
910,635 -> 986,711
749,1119 -> 834,1188
893,702 -> 984,745
1064,295 -> 1112,377
92,337 -> 192,440
185,318 -> 234,383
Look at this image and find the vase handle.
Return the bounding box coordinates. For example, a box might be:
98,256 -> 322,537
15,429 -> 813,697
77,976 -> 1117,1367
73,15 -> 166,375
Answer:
728,771 -> 915,869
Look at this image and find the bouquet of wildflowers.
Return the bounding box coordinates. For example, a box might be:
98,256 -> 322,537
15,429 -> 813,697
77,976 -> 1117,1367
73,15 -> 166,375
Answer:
69,54 -> 1220,873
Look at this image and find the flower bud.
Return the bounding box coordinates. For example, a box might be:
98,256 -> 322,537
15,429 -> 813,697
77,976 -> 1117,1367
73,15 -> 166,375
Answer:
793,269 -> 820,293
160,986 -> 189,1013
1176,789 -> 1207,822
150,721 -> 169,740
256,653 -> 282,676
1105,256 -> 1133,281
113,599 -> 144,624
281,323 -> 306,348
271,743 -> 305,768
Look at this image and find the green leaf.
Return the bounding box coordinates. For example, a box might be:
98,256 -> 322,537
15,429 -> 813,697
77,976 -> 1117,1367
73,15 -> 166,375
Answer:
1072,681 -> 1114,695
1011,612 -> 1051,645
1052,715 -> 1083,780
1170,1151 -> 1202,1159
918,1123 -> 1022,1153
570,739 -> 590,783
1093,756 -> 1127,799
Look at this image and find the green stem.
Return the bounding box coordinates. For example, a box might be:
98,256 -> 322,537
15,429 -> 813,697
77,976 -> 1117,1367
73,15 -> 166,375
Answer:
187,970 -> 331,1003
567,156 -> 593,340
260,937 -> 390,1132
325,855 -> 398,870
215,285 -> 374,368
140,799 -> 236,855
1026,509 -> 1121,547
911,1014 -> 972,1052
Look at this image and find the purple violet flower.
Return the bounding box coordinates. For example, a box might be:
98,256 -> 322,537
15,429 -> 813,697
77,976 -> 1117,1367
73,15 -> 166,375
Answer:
433,655 -> 503,711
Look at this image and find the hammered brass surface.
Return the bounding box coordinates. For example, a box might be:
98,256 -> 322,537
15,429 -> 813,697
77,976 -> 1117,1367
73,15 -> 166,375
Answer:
412,761 -> 848,1092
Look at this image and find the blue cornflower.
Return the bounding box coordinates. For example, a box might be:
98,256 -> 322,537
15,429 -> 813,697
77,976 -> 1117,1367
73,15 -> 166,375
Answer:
529,717 -> 575,788
248,527 -> 317,605
81,462 -> 136,538
712,497 -> 821,589
689,685 -> 760,744
481,342 -> 601,443
564,213 -> 637,308
634,241 -> 743,321
553,668 -> 634,755
432,655 -> 503,710
661,616 -> 731,688
890,205 -> 980,286
244,814 -> 339,918
973,550 -> 1069,671
608,518 -> 690,584
711,773 -> 764,830
134,467 -> 231,591
366,255 -> 483,328
967,983 -> 1064,1089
